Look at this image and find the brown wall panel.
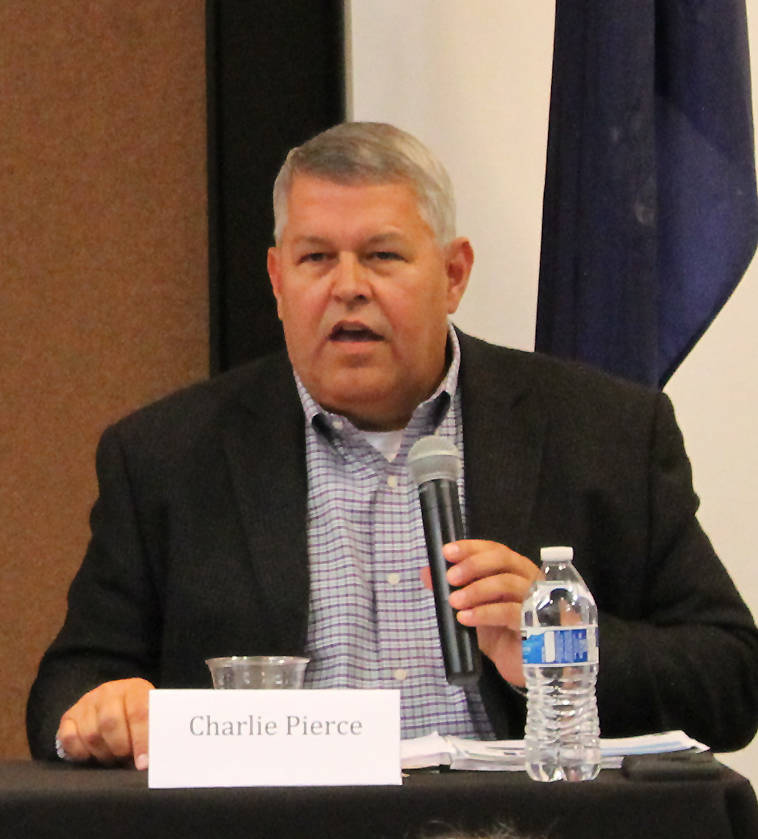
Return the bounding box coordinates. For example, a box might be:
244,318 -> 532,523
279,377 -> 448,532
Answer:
0,1 -> 208,757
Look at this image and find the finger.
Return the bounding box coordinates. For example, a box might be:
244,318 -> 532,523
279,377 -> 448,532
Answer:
445,543 -> 537,586
443,538 -> 527,558
82,698 -> 120,764
441,539 -> 491,563
56,717 -> 91,763
443,539 -> 532,568
456,600 -> 523,631
65,699 -> 117,764
95,691 -> 134,761
124,682 -> 152,770
449,573 -> 533,611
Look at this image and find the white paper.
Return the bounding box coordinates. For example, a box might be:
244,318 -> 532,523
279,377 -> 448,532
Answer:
400,730 -> 708,771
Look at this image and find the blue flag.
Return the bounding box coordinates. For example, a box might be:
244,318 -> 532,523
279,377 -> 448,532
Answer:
536,1 -> 758,387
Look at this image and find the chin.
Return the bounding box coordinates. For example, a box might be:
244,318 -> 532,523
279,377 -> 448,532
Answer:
321,384 -> 394,422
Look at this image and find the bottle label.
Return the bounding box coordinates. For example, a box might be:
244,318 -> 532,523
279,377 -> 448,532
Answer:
521,626 -> 598,665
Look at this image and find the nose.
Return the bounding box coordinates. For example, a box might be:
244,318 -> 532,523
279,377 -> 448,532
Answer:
331,254 -> 370,304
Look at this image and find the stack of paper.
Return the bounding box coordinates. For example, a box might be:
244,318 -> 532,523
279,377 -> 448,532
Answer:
400,730 -> 708,771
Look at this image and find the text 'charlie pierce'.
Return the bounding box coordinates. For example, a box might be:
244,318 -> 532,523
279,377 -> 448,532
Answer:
189,713 -> 364,738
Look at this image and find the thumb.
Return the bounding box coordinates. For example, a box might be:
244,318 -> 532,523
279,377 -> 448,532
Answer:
419,565 -> 433,591
124,679 -> 154,771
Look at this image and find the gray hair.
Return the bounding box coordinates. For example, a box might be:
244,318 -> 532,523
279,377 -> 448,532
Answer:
272,122 -> 456,244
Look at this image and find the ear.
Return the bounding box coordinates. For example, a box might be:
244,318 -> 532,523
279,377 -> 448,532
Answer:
267,246 -> 284,320
444,237 -> 474,314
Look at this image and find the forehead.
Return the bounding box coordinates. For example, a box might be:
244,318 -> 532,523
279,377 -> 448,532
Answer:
283,174 -> 431,240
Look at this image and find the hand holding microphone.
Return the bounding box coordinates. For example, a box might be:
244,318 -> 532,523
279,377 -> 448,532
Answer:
409,435 -> 541,688
408,435 -> 481,686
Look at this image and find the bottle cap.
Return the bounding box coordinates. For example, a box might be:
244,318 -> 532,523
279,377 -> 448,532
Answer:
540,546 -> 574,562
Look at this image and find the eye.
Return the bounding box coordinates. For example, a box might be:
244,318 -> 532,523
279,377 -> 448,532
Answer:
299,252 -> 328,264
370,251 -> 403,261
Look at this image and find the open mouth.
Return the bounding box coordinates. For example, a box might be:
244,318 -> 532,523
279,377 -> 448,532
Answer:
329,323 -> 383,342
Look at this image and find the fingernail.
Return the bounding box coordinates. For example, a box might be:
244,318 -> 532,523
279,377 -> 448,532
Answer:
443,543 -> 461,560
135,753 -> 149,771
457,609 -> 474,624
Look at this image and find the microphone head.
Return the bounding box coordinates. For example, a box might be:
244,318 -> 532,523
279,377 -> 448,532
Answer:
408,435 -> 461,486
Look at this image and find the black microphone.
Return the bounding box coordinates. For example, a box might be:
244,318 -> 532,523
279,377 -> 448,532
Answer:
408,435 -> 481,686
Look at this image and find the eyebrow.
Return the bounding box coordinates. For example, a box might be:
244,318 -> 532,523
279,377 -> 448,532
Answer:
291,236 -> 334,249
363,233 -> 407,247
290,232 -> 409,250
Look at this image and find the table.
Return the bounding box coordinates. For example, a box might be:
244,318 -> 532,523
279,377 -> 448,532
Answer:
0,760 -> 755,839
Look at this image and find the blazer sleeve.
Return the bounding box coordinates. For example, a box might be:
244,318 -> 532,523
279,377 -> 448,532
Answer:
26,423 -> 162,760
594,391 -> 758,751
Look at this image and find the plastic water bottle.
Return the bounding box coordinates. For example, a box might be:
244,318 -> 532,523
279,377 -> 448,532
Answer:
521,546 -> 600,781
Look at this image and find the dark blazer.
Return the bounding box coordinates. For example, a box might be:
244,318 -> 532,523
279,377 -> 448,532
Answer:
27,332 -> 758,758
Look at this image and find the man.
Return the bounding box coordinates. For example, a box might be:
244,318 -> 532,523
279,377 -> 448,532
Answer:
27,122 -> 758,769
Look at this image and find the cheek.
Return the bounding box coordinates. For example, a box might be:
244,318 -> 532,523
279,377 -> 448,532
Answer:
396,286 -> 447,330
280,292 -> 330,354
280,286 -> 318,326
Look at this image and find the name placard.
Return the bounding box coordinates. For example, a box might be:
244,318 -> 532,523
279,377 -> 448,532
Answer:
148,689 -> 401,788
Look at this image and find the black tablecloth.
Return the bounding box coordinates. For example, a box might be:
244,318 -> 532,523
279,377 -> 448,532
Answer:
0,760 -> 756,839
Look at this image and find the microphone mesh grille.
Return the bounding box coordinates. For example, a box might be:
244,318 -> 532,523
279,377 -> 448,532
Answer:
407,435 -> 461,485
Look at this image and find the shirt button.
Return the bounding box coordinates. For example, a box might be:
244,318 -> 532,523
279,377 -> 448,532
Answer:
386,475 -> 399,489
386,572 -> 401,586
332,419 -> 344,431
393,668 -> 408,682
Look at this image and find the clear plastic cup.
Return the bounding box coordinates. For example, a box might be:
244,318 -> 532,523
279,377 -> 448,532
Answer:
205,655 -> 309,689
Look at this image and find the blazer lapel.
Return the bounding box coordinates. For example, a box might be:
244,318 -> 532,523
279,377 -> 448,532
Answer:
221,354 -> 310,653
459,333 -> 547,557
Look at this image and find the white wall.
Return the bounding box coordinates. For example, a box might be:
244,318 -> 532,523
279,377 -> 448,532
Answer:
348,0 -> 551,352
348,0 -> 758,784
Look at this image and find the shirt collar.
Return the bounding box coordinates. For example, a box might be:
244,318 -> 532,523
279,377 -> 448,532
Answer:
295,322 -> 461,434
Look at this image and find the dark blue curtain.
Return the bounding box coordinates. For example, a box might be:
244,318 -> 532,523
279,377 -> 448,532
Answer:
536,1 -> 758,388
